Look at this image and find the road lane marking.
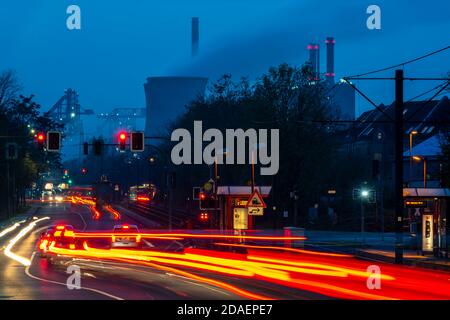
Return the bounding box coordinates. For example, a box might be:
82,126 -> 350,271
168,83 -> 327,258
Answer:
25,253 -> 123,300
75,210 -> 88,231
83,272 -> 97,278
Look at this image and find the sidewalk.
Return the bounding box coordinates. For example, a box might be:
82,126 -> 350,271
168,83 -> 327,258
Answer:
356,248 -> 450,272
304,230 -> 450,272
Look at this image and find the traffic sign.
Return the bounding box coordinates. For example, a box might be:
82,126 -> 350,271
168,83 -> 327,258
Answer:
246,189 -> 266,208
203,179 -> 215,194
248,206 -> 264,216
233,208 -> 248,230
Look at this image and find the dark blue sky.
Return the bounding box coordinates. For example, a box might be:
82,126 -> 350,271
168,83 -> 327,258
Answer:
1,0 -> 449,124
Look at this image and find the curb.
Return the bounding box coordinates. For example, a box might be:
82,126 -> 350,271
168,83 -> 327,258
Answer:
355,250 -> 450,272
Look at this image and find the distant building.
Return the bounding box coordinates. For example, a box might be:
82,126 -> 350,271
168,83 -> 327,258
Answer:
143,76 -> 208,136
328,80 -> 356,120
339,96 -> 450,187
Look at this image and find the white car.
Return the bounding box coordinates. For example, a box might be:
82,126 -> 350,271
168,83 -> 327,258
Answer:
111,224 -> 141,248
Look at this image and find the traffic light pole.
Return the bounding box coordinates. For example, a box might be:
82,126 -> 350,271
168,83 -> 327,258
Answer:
394,69 -> 404,264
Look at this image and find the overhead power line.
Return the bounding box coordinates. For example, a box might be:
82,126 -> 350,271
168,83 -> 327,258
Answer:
406,82 -> 448,102
405,80 -> 450,122
346,45 -> 450,78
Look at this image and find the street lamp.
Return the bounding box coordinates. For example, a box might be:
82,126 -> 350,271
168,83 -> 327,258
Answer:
413,155 -> 427,188
361,190 -> 369,197
409,130 -> 418,182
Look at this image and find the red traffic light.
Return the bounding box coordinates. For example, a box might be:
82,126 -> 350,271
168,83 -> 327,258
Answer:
199,192 -> 206,200
118,131 -> 127,151
199,212 -> 209,221
37,132 -> 46,150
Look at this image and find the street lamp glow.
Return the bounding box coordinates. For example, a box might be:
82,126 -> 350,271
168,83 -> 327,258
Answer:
361,190 -> 369,197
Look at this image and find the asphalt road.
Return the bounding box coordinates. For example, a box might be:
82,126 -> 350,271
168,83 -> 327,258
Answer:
0,202 -> 327,300
3,202 -> 450,300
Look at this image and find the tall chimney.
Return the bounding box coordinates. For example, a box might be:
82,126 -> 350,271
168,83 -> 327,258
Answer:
325,37 -> 335,85
191,17 -> 199,58
307,43 -> 320,80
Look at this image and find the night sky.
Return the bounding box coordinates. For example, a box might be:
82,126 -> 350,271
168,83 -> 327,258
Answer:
1,0 -> 449,128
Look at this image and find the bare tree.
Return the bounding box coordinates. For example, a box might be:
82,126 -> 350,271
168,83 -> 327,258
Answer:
0,70 -> 22,109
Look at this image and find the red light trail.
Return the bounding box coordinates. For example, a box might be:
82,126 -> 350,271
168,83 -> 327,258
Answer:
44,238 -> 450,300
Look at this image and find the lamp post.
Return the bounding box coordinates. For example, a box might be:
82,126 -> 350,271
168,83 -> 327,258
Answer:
148,155 -> 156,183
360,189 -> 369,243
409,131 -> 418,183
215,149 -> 228,231
413,156 -> 427,188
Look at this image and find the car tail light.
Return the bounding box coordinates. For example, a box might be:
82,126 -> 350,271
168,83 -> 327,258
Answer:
39,239 -> 48,250
64,230 -> 75,237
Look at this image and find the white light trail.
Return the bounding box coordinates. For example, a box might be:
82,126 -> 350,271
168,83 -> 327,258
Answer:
4,217 -> 50,266
0,220 -> 26,239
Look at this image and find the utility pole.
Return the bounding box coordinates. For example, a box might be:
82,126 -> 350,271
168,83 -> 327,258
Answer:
360,197 -> 365,244
394,69 -> 404,264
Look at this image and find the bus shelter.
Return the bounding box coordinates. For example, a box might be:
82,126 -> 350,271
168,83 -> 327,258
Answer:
403,188 -> 450,258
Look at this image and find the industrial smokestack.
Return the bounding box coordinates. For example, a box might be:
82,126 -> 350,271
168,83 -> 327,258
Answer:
191,17 -> 199,58
307,43 -> 320,80
325,37 -> 335,85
